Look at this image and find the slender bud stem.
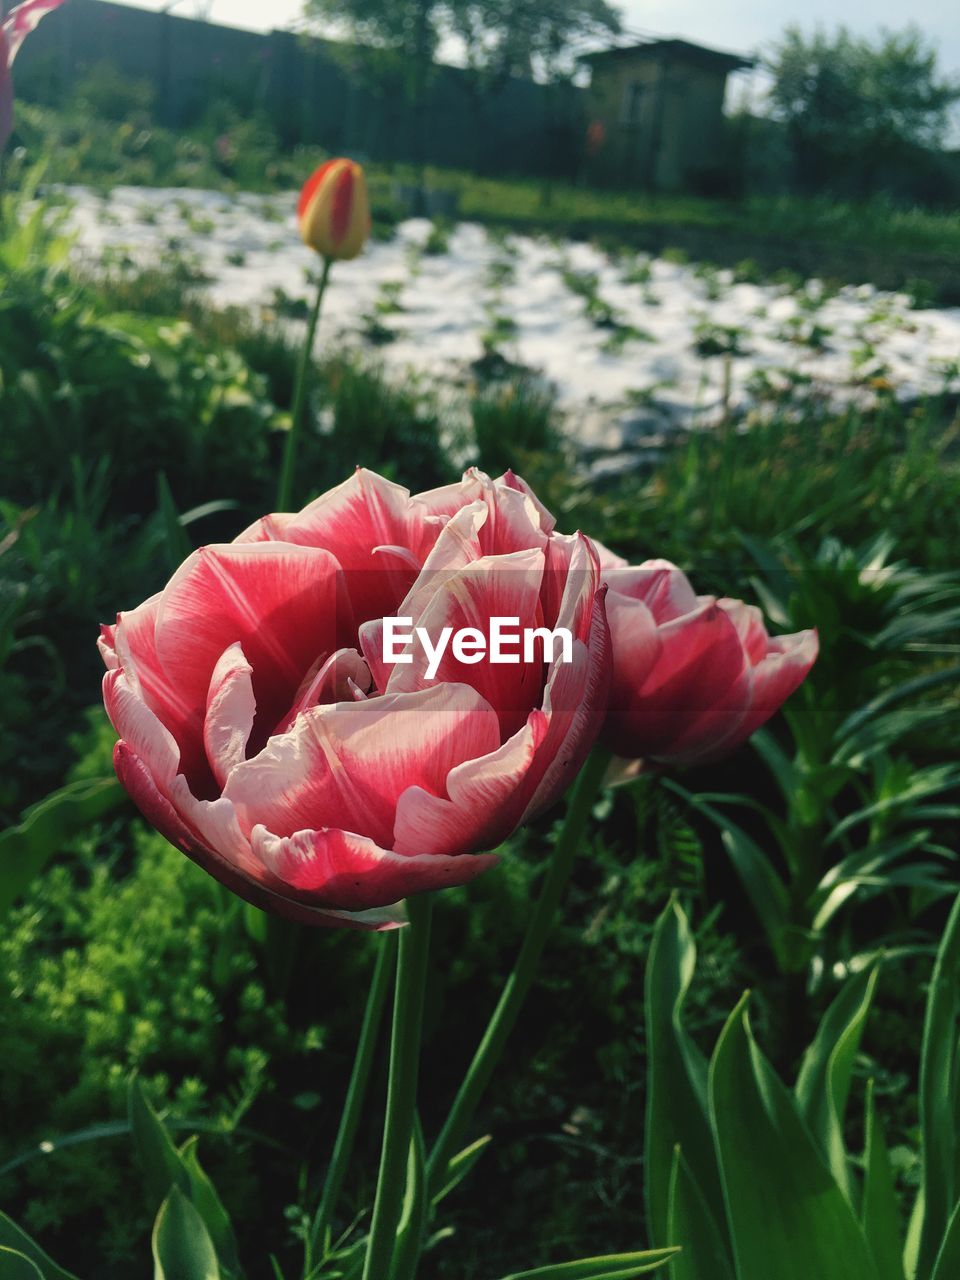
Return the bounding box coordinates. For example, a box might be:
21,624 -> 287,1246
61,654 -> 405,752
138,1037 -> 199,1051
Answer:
425,746 -> 611,1195
278,255 -> 332,511
362,895 -> 433,1280
305,933 -> 397,1274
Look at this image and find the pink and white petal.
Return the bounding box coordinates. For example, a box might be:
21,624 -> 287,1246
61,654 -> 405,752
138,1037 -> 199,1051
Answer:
277,647 -> 372,733
278,469 -> 440,621
355,507 -> 490,693
604,561 -> 699,622
204,643 -> 257,788
252,824 -> 497,910
155,542 -> 347,738
3,0 -> 66,63
385,547 -> 547,738
724,628 -> 819,748
103,667 -> 180,789
603,589 -> 661,691
223,683 -> 502,848
114,742 -> 391,930
392,715 -> 546,855
233,512 -> 297,543
494,470 -> 558,533
545,532 -> 602,643
519,590 -> 612,822
0,38 -> 11,151
719,598 -> 771,666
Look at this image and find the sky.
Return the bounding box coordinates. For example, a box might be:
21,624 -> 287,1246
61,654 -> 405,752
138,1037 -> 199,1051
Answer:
111,0 -> 960,87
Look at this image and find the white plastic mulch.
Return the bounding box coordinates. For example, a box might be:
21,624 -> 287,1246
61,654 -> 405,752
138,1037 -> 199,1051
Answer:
63,185 -> 960,449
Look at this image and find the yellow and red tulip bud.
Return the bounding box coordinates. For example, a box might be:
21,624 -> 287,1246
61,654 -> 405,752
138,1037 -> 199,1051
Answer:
297,158 -> 371,261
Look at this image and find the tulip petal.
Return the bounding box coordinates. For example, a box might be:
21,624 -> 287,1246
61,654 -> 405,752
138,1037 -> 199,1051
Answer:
223,683 -> 502,849
253,824 -> 498,910
383,546 -> 547,739
114,742 -> 397,929
0,34 -> 12,151
155,542 -> 347,748
204,643 -> 257,788
2,0 -> 67,63
727,628 -> 820,748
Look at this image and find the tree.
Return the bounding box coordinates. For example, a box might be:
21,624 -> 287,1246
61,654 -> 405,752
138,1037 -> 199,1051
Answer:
303,0 -> 621,184
767,25 -> 960,196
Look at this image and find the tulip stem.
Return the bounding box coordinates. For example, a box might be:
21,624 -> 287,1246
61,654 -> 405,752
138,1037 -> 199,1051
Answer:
362,894 -> 433,1280
305,932 -> 397,1274
278,255 -> 332,511
425,745 -> 611,1197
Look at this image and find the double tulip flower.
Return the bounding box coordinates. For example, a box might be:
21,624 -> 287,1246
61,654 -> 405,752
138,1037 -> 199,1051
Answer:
101,467 -> 816,929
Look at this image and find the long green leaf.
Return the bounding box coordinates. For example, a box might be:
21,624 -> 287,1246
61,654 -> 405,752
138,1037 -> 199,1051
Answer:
795,961 -> 881,1200
930,1199 -> 960,1280
0,778 -> 125,916
432,1134 -> 492,1206
152,1188 -> 220,1280
862,1082 -> 905,1280
0,1248 -> 45,1280
917,894 -> 960,1280
0,1214 -> 79,1280
645,900 -> 726,1249
709,995 -> 880,1280
666,1147 -> 734,1280
129,1077 -> 190,1210
495,1248 -> 678,1279
129,1081 -> 238,1275
178,1139 -> 240,1277
662,783 -> 789,962
393,1118 -> 427,1280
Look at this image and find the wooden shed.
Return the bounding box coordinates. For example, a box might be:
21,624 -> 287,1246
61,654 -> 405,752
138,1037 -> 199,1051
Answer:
581,38 -> 753,191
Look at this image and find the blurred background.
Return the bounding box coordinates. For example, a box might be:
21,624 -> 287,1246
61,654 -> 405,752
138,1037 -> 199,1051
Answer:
0,0 -> 958,1276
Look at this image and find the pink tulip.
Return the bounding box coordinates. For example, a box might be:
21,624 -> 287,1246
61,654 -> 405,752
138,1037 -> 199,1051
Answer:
599,554 -> 818,765
100,469 -> 610,929
1,0 -> 66,151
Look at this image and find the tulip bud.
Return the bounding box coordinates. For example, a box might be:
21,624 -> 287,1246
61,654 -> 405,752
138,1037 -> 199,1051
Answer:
298,158 -> 371,261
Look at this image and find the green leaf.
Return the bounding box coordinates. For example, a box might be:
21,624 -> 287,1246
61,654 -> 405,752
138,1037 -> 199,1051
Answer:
862,1081 -> 905,1280
432,1134 -> 492,1206
645,899 -> 726,1250
666,1147 -> 734,1280
662,783 -> 790,964
129,1077 -> 190,1210
0,1248 -> 45,1280
129,1081 -> 239,1275
494,1248 -> 678,1279
709,995 -> 880,1280
795,961 -> 881,1199
0,1214 -> 79,1280
930,1198 -> 960,1280
0,778 -> 125,916
152,1188 -> 220,1280
393,1117 -> 427,1280
178,1139 -> 240,1276
917,894 -> 960,1279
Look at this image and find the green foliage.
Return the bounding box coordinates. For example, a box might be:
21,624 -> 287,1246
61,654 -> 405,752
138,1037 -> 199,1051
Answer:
768,25 -> 960,197
645,897 -> 960,1280
0,824 -> 320,1267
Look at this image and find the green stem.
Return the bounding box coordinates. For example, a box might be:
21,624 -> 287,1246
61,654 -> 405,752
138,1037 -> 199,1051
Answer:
305,934 -> 397,1274
425,746 -> 611,1196
277,256 -> 332,511
362,895 -> 433,1280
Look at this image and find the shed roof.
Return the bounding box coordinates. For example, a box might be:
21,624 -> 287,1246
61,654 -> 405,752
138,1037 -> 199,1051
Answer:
580,37 -> 754,73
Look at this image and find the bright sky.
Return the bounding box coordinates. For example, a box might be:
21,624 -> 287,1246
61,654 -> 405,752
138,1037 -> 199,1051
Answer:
112,0 -> 960,87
